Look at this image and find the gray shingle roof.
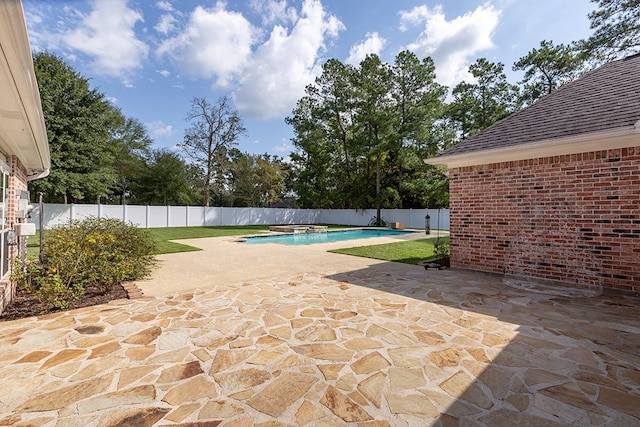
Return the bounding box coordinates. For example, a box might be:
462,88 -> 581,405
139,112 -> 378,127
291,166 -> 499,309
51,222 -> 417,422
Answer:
435,54 -> 640,158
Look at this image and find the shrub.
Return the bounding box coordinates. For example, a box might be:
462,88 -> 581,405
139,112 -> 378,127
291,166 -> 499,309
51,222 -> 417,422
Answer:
12,259 -> 84,310
13,217 -> 155,309
433,238 -> 450,266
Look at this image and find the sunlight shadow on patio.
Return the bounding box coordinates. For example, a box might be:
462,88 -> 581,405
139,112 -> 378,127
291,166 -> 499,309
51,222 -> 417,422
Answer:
327,264 -> 640,425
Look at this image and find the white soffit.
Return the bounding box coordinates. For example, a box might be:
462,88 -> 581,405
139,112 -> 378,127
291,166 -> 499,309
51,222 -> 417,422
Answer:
0,0 -> 50,180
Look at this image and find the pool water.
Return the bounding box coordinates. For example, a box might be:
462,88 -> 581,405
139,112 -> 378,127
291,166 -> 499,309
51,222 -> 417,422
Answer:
243,228 -> 414,245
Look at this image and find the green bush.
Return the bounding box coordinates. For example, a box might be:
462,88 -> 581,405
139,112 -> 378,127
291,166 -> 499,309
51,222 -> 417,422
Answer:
12,259 -> 84,310
433,238 -> 450,265
13,217 -> 155,309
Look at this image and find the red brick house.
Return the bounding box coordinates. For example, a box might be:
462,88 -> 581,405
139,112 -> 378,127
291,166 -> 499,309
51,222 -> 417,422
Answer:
426,54 -> 640,295
0,0 -> 51,312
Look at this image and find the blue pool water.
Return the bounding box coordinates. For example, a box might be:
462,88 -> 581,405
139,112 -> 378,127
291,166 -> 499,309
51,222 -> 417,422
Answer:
243,228 -> 414,245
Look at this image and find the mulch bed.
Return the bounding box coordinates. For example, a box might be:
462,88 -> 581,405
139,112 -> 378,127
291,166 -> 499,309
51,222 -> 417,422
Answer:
0,283 -> 128,322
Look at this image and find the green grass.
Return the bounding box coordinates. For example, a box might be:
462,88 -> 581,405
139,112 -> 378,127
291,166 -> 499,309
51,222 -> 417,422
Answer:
27,226 -> 271,258
144,225 -> 270,254
329,236 -> 450,265
27,232 -> 40,260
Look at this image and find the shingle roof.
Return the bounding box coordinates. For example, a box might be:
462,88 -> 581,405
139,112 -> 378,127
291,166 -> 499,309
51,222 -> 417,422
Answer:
435,54 -> 640,158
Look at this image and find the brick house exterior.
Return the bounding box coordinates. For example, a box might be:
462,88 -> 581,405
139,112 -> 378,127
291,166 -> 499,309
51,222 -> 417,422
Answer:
426,55 -> 640,295
0,0 -> 51,313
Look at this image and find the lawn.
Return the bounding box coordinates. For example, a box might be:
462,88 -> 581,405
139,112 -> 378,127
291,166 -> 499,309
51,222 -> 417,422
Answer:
27,226 -> 271,258
145,225 -> 270,254
329,236 -> 450,265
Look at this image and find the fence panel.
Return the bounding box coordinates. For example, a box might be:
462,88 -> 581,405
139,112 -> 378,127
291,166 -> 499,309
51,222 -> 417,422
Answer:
72,204 -> 100,222
33,204 -> 449,230
187,206 -> 205,227
35,203 -> 70,228
125,205 -> 148,227
147,206 -> 166,228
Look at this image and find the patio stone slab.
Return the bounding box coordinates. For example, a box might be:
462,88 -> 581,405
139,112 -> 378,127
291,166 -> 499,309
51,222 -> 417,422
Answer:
1,242 -> 638,426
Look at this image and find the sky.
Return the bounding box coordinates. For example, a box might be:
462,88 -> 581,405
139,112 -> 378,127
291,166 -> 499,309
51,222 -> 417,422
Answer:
22,0 -> 595,157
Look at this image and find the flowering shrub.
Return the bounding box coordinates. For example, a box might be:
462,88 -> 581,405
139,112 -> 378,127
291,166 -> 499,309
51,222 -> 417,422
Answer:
13,217 -> 155,309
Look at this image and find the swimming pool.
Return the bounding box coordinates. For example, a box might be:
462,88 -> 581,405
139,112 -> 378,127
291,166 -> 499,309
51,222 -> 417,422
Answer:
243,228 -> 415,245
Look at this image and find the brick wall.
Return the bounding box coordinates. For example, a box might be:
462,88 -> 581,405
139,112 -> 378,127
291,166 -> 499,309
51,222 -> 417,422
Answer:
449,146 -> 640,294
0,156 -> 30,314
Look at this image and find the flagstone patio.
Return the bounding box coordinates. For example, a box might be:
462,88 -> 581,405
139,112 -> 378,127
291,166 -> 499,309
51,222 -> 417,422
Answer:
1,262 -> 639,426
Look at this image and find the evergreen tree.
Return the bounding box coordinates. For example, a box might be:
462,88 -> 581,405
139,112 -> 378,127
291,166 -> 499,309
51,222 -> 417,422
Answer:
513,40 -> 584,104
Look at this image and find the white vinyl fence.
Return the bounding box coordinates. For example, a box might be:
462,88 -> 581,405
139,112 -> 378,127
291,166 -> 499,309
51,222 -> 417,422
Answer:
31,204 -> 449,231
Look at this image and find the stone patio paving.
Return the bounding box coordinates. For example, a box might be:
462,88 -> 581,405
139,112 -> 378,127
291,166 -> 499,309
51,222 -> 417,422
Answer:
1,262 -> 639,426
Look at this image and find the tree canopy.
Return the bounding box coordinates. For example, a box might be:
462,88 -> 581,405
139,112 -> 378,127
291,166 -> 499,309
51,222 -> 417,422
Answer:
513,40 -> 585,104
582,0 -> 640,61
448,58 -> 521,138
179,96 -> 246,207
287,51 -> 449,211
33,52 -> 118,203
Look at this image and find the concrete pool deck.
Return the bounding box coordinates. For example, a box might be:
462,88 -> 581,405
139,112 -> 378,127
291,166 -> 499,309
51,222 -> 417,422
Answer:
135,229 -> 438,297
1,231 -> 639,426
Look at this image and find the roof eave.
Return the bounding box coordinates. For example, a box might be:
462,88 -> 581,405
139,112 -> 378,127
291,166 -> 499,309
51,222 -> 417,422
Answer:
0,0 -> 51,179
424,126 -> 640,169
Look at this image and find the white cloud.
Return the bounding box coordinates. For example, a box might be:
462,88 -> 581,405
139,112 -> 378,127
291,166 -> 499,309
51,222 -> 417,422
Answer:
158,69 -> 171,77
157,3 -> 256,87
234,0 -> 345,119
346,32 -> 386,66
400,4 -> 500,86
275,141 -> 291,152
61,0 -> 149,81
250,0 -> 298,25
155,13 -> 178,34
156,1 -> 174,12
146,120 -> 174,137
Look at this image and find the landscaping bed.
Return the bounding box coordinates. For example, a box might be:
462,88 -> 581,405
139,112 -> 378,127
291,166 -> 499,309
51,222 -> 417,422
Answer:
0,282 -> 128,322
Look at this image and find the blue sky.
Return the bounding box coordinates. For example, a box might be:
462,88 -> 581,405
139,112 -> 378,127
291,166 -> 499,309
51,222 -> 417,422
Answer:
22,0 -> 594,157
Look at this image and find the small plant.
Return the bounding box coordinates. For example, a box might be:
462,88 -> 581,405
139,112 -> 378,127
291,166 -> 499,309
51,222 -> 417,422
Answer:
433,238 -> 450,266
12,259 -> 84,310
12,217 -> 155,310
368,216 -> 387,227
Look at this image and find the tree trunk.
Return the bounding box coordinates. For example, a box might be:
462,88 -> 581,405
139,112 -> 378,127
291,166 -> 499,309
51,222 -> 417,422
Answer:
376,155 -> 381,226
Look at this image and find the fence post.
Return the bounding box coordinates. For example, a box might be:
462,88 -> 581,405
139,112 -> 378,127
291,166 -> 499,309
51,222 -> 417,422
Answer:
167,206 -> 171,228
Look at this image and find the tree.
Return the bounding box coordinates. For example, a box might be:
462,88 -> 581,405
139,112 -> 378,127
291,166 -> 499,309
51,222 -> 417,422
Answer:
179,96 -> 246,207
449,58 -> 521,138
287,54 -> 451,210
352,54 -> 394,224
581,0 -> 640,61
390,51 -> 447,207
136,149 -> 199,206
108,114 -> 152,204
32,52 -> 118,203
513,40 -> 584,104
228,151 -> 290,207
287,60 -> 360,208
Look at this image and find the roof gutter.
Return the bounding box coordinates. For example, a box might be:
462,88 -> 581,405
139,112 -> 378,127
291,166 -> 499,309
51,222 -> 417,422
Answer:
424,125 -> 640,169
